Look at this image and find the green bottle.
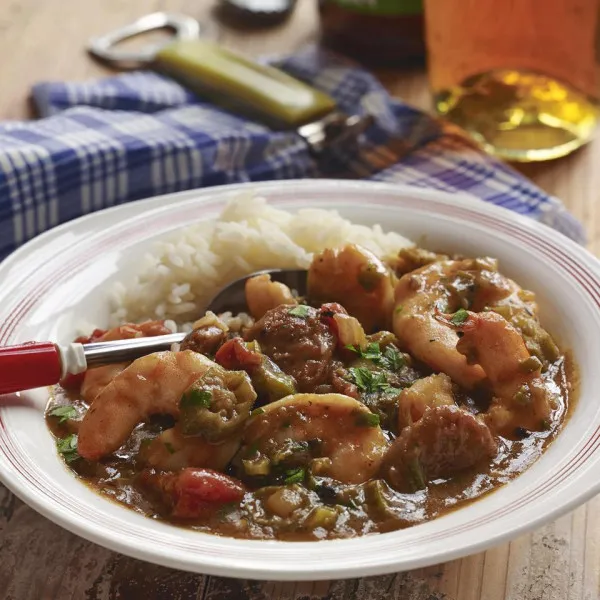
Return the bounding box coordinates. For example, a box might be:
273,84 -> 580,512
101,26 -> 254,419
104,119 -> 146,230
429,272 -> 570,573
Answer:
319,0 -> 426,67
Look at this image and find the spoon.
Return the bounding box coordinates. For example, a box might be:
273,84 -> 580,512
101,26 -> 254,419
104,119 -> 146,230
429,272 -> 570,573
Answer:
0,268 -> 307,395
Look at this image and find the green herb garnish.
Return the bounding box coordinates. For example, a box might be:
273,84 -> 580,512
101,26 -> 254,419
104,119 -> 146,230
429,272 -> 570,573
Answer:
346,342 -> 404,372
356,412 -> 380,427
349,366 -> 375,392
348,367 -> 399,395
49,405 -> 77,424
288,305 -> 310,318
381,345 -> 404,371
56,434 -> 79,463
450,308 -> 469,325
164,442 -> 176,455
180,388 -> 212,409
283,467 -> 306,485
251,407 -> 265,417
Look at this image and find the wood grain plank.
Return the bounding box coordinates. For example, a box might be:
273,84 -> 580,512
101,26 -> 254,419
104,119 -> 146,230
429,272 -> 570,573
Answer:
479,544 -> 510,600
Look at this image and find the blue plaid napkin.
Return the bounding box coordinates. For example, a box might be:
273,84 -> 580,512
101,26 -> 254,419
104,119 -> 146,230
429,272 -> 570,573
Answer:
0,47 -> 584,261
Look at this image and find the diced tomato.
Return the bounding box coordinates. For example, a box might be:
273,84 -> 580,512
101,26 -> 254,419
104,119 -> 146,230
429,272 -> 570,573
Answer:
214,338 -> 262,371
318,303 -> 348,339
73,328 -> 107,345
60,372 -> 86,390
139,468 -> 246,520
171,468 -> 246,519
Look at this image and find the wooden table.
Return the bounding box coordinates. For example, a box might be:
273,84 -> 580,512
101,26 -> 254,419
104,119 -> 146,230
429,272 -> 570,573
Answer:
0,1 -> 598,598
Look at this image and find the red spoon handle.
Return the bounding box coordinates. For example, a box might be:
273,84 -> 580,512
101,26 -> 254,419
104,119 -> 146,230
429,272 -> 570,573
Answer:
0,342 -> 62,394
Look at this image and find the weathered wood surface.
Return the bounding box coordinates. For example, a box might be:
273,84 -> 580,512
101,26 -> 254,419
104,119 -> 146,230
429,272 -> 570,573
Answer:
0,0 -> 598,598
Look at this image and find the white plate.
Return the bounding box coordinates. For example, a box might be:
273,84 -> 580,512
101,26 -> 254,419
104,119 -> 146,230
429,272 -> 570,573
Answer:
0,179 -> 599,581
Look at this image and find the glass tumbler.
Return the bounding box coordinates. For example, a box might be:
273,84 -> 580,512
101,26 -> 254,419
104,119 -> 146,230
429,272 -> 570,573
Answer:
424,0 -> 600,161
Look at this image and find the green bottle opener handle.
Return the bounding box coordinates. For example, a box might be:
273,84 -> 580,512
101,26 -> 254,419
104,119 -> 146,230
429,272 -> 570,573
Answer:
87,13 -> 337,129
154,40 -> 337,128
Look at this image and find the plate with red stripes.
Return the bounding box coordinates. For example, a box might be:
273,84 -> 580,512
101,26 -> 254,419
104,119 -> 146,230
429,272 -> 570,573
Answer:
0,179 -> 598,580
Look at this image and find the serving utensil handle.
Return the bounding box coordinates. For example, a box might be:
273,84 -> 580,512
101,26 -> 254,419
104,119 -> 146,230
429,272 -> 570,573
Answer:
154,39 -> 337,128
0,342 -> 63,394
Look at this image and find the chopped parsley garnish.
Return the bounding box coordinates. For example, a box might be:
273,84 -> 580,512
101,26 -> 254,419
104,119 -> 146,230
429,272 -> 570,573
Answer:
348,367 -> 400,395
356,412 -> 380,427
362,342 -> 382,361
288,305 -> 310,318
450,308 -> 469,325
382,345 -> 404,371
251,407 -> 265,417
283,467 -> 306,485
48,405 -> 77,424
395,305 -> 404,314
180,388 -> 212,409
56,434 -> 79,463
164,442 -> 176,455
349,366 -> 376,391
346,342 -> 404,372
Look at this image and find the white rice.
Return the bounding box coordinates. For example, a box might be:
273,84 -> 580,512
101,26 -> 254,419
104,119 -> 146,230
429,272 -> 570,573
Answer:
108,192 -> 414,326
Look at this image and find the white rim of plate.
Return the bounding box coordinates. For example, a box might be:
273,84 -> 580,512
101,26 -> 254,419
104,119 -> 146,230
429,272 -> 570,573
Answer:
0,179 -> 598,581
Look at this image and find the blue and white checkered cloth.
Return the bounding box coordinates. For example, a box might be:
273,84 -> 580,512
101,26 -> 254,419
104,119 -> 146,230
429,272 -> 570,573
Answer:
0,47 -> 585,261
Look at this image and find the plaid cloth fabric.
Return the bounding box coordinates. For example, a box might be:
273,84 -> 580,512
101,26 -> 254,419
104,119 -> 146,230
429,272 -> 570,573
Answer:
0,47 -> 585,261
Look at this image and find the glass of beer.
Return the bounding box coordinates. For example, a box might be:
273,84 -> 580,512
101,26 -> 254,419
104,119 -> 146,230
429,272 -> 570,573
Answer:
424,0 -> 600,162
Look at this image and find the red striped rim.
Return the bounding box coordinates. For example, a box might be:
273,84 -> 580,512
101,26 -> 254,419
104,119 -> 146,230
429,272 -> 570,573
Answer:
0,190 -> 598,555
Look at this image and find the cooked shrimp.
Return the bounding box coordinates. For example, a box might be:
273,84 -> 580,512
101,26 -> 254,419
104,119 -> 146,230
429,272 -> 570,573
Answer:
308,244 -> 394,332
448,311 -> 539,398
81,321 -> 173,403
78,351 -> 255,460
240,393 -> 389,484
139,425 -> 241,471
439,310 -> 556,435
81,363 -> 128,404
393,260 -> 486,389
245,274 -> 297,320
392,256 -> 546,388
397,373 -> 455,430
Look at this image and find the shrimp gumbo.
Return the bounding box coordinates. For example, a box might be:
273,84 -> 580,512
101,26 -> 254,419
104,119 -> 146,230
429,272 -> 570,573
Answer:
46,245 -> 574,540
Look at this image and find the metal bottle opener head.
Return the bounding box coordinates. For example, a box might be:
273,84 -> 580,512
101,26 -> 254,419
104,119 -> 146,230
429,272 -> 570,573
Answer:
87,13 -> 407,174
88,12 -> 201,68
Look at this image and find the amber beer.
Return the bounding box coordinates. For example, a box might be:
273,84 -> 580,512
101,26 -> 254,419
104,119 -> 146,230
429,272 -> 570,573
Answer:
424,0 -> 600,161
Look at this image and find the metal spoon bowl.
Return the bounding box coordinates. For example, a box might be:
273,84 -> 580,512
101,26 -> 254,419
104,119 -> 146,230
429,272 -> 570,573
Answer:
83,268 -> 308,367
0,269 -> 309,395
